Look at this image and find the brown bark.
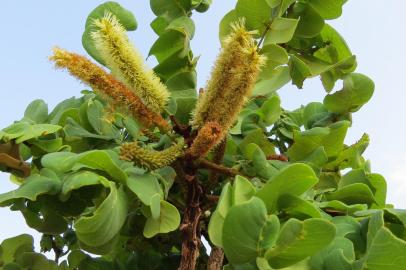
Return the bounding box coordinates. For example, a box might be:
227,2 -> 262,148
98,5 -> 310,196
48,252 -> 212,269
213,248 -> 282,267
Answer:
178,159 -> 203,270
0,142 -> 30,177
207,247 -> 224,270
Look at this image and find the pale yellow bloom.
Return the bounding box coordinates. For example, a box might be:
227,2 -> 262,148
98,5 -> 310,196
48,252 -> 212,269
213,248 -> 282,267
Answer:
192,21 -> 265,137
92,12 -> 170,112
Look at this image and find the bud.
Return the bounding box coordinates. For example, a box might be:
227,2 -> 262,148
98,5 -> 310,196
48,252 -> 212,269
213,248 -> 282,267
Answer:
187,121 -> 222,159
192,21 -> 265,138
50,48 -> 170,131
92,12 -> 170,112
120,140 -> 184,170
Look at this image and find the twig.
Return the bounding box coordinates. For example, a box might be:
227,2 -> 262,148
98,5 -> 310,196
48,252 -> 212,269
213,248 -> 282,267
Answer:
197,159 -> 247,178
257,23 -> 271,49
51,237 -> 63,264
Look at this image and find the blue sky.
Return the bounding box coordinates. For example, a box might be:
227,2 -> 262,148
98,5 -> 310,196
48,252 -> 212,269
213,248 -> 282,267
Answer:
1,0 -> 406,246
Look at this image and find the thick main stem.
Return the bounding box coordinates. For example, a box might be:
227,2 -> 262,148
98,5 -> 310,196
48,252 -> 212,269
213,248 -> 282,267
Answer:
178,159 -> 202,270
207,247 -> 224,270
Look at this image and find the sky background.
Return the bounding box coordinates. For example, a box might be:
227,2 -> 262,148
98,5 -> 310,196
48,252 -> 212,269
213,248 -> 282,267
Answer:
1,0 -> 406,249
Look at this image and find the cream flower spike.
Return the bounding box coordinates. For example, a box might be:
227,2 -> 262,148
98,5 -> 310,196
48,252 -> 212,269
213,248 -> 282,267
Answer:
191,20 -> 266,138
91,12 -> 170,112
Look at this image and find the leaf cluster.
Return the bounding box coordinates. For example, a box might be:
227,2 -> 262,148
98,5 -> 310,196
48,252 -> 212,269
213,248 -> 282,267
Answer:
1,1 -> 404,270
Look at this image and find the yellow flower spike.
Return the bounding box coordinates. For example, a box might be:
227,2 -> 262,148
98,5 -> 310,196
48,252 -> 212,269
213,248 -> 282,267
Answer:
192,21 -> 265,136
120,140 -> 185,170
187,121 -> 222,159
50,47 -> 170,132
92,12 -> 170,112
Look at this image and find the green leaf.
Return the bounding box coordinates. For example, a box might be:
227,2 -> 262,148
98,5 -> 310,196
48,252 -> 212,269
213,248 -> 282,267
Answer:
317,200 -> 367,215
219,10 -> 239,42
149,31 -> 187,63
143,200 -> 181,238
296,54 -> 356,78
166,16 -> 195,39
233,175 -> 257,205
366,211 -> 385,248
257,257 -> 272,270
150,0 -> 189,19
29,138 -> 65,155
277,194 -> 322,219
127,173 -> 164,207
278,0 -> 297,15
309,237 -> 355,270
23,99 -> 48,123
150,16 -> 169,36
82,1 -> 137,65
362,228 -> 406,270
0,234 -> 34,265
308,0 -> 343,20
75,150 -> 128,184
325,183 -> 376,206
0,174 -> 61,206
294,4 -> 325,38
173,97 -> 197,124
166,71 -> 197,91
266,218 -> 336,268
264,18 -> 299,44
60,171 -> 109,201
75,183 -> 128,247
165,71 -> 197,123
324,73 -> 375,113
153,53 -> 194,81
239,129 -> 275,157
1,122 -> 61,144
236,0 -> 272,32
289,55 -> 312,89
209,177 -> 256,248
253,66 -> 291,96
208,183 -> 233,247
324,133 -> 369,170
338,169 -> 387,208
287,121 -> 350,160
256,163 -> 319,213
222,198 -> 280,264
320,24 -> 352,62
195,0 -> 212,13
16,252 -> 58,270
260,44 -> 289,75
265,0 -> 280,8
258,95 -> 282,125
242,143 -> 274,179
41,152 -> 79,174
86,99 -> 119,137
63,118 -> 118,140
302,102 -> 328,129
84,1 -> 137,30
154,166 -> 177,198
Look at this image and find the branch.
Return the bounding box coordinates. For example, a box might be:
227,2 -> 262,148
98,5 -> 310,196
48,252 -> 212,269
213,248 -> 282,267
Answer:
207,247 -> 224,270
207,139 -> 227,189
196,159 -> 247,178
178,149 -> 203,269
0,142 -> 31,177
